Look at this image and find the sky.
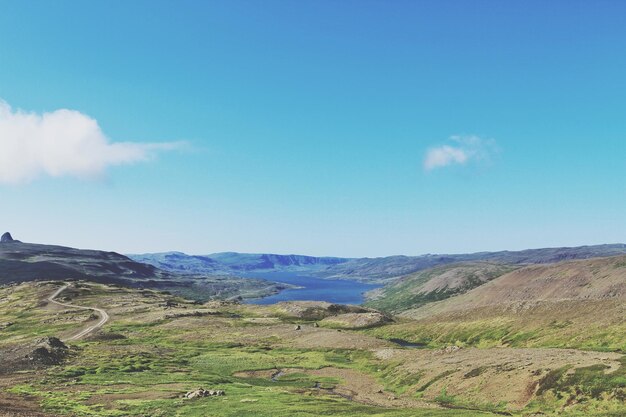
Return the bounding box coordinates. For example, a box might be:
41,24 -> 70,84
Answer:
1,0 -> 626,257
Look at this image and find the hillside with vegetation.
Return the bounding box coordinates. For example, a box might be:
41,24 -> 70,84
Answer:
1,276 -> 624,416
365,262 -> 518,313
367,255 -> 626,352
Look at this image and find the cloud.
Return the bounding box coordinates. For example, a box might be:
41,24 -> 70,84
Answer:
0,100 -> 182,184
423,135 -> 496,171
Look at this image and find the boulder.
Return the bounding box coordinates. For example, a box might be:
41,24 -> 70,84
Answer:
26,337 -> 69,365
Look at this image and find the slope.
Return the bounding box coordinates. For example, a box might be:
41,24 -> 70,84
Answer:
365,262 -> 518,313
370,255 -> 626,351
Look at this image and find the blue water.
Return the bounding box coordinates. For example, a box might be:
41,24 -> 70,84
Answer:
243,272 -> 381,305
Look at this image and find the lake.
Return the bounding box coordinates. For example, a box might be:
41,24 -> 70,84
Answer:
243,272 -> 381,305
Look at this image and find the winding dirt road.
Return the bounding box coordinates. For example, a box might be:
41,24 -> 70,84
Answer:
47,284 -> 109,342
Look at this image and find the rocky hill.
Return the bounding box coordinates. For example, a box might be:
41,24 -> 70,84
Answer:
0,236 -> 165,285
0,233 -> 288,301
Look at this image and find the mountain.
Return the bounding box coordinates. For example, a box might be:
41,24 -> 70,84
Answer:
0,234 -> 289,301
318,244 -> 626,282
0,238 -> 166,285
207,252 -> 346,271
128,252 -> 231,275
129,251 -> 348,275
130,244 -> 626,283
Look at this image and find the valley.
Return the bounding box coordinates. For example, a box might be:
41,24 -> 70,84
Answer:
1,236 -> 625,416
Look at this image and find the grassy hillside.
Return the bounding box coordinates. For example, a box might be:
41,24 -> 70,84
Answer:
365,262 -> 517,313
367,255 -> 626,352
1,281 -> 624,416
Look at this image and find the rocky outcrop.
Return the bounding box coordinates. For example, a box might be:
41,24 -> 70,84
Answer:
319,312 -> 392,329
184,388 -> 225,399
26,337 -> 69,365
273,301 -> 373,320
272,301 -> 392,329
1,232 -> 15,243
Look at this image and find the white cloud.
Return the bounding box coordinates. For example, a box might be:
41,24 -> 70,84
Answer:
0,100 -> 182,184
423,135 -> 496,171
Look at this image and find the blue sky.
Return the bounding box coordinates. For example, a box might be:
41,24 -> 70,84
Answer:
1,1 -> 625,257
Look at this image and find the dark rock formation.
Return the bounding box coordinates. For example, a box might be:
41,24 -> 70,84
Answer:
1,232 -> 15,243
26,337 -> 69,365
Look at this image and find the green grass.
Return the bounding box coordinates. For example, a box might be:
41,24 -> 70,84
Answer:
2,282 -> 625,417
13,315 -> 488,417
365,316 -> 626,352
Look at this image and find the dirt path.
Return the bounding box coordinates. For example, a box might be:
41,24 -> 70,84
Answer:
47,284 -> 109,342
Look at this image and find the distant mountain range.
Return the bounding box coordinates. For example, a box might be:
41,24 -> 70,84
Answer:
4,231 -> 626,305
0,233 -> 289,301
128,251 -> 346,276
129,243 -> 626,283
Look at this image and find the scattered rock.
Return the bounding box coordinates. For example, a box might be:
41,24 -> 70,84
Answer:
433,345 -> 463,355
161,300 -> 179,308
184,388 -> 225,399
